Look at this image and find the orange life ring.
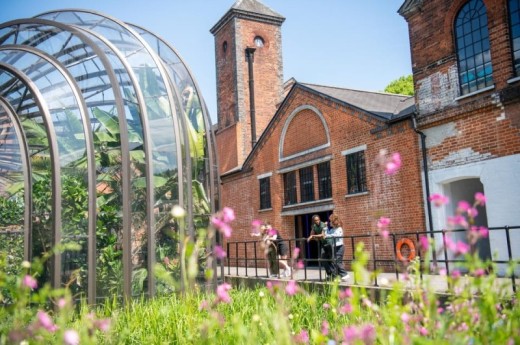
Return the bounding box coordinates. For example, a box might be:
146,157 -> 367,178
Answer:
396,238 -> 416,261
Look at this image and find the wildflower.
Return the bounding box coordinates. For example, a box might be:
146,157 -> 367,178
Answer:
418,326 -> 428,336
296,260 -> 304,269
360,324 -> 376,344
213,245 -> 227,259
473,268 -> 485,277
429,193 -> 449,207
343,326 -> 358,343
381,229 -> 389,239
292,247 -> 300,259
216,283 -> 232,303
447,215 -> 468,229
258,291 -> 265,297
339,288 -> 353,299
474,192 -> 486,206
377,217 -> 391,230
322,303 -> 330,309
35,310 -> 57,332
63,330 -> 80,345
222,207 -> 235,223
211,216 -> 232,238
457,200 -> 471,213
22,275 -> 37,290
57,298 -> 68,309
294,329 -> 309,344
251,219 -> 262,233
455,241 -> 470,255
467,207 -> 478,219
22,261 -> 31,268
451,269 -> 461,279
170,205 -> 186,218
339,303 -> 353,314
385,152 -> 402,175
419,235 -> 429,252
198,300 -> 209,311
285,280 -> 299,296
321,320 -> 330,336
95,318 -> 111,333
401,312 -> 410,323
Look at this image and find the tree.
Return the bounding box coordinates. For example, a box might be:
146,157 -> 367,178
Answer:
384,74 -> 414,96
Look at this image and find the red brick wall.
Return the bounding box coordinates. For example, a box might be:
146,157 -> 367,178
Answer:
220,87 -> 425,265
282,108 -> 328,157
214,16 -> 284,171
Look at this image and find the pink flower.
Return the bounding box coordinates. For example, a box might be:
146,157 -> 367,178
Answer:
63,329 -> 80,345
478,226 -> 489,238
377,217 -> 391,229
451,269 -> 461,279
163,256 -> 170,266
213,245 -> 227,259
22,275 -> 37,289
381,229 -> 389,239
455,241 -> 470,255
36,310 -> 57,332
216,283 -> 232,303
268,228 -> 277,236
473,268 -> 485,277
447,215 -> 468,229
419,235 -> 429,252
251,219 -> 262,233
321,320 -> 330,335
467,207 -> 478,218
199,300 -> 209,310
385,152 -> 402,175
211,217 -> 232,238
322,303 -> 331,309
292,247 -> 300,259
95,318 -> 111,332
419,326 -> 428,336
429,193 -> 449,207
296,260 -> 304,269
457,201 -> 471,213
285,280 -> 299,296
401,312 -> 410,323
339,303 -> 353,314
57,298 -> 68,309
474,192 -> 486,206
360,324 -> 376,344
222,207 -> 235,223
294,329 -> 309,344
343,326 -> 358,343
339,288 -> 353,299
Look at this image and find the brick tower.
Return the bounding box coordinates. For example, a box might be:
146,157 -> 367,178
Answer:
211,0 -> 285,174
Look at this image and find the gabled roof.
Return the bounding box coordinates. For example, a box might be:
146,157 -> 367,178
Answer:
222,80 -> 415,177
210,0 -> 285,35
300,82 -> 415,121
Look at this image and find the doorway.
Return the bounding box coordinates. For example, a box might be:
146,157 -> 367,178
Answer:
444,178 -> 490,260
294,211 -> 333,267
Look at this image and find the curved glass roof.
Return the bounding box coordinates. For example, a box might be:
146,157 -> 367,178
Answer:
0,10 -> 217,302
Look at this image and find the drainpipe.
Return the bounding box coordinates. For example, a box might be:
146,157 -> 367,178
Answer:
245,47 -> 257,147
412,112 -> 437,267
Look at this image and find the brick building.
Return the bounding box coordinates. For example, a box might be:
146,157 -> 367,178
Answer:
399,0 -> 520,267
211,0 -> 426,267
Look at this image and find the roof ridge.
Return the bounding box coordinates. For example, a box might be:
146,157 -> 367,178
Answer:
301,81 -> 410,98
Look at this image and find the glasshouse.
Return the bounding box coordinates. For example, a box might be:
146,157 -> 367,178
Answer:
0,10 -> 218,303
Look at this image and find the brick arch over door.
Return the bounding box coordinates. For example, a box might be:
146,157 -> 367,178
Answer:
279,104 -> 330,162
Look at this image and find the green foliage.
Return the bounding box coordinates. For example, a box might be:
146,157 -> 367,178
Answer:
384,74 -> 414,96
0,196 -> 24,226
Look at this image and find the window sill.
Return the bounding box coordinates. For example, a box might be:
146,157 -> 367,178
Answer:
344,191 -> 368,199
454,85 -> 495,101
507,76 -> 520,84
259,208 -> 272,212
283,198 -> 333,209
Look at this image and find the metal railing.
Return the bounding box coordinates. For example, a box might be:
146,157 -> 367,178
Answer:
225,226 -> 519,292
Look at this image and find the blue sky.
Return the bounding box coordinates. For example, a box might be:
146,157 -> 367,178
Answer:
0,0 -> 412,125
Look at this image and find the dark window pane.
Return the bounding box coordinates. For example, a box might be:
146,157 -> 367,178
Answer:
259,177 -> 271,210
284,171 -> 297,206
299,166 -> 314,202
509,0 -> 520,76
455,0 -> 493,94
346,151 -> 367,194
317,161 -> 332,199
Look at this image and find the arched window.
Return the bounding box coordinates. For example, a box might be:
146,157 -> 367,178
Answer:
508,0 -> 520,76
455,0 -> 493,95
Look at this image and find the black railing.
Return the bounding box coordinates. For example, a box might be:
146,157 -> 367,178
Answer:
225,226 -> 519,293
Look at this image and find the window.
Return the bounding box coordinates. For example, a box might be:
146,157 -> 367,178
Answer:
346,151 -> 367,194
317,161 -> 332,199
283,171 -> 297,206
509,0 -> 520,76
259,177 -> 271,209
299,166 -> 314,203
254,36 -> 264,47
455,0 -> 493,95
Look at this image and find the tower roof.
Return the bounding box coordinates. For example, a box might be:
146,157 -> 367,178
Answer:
210,0 -> 285,35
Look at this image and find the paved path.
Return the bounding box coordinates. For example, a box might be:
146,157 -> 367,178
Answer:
223,265 -> 516,295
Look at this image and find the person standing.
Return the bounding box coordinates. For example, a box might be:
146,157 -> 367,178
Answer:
327,214 -> 350,281
307,214 -> 336,279
252,224 -> 279,277
264,225 -> 291,277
